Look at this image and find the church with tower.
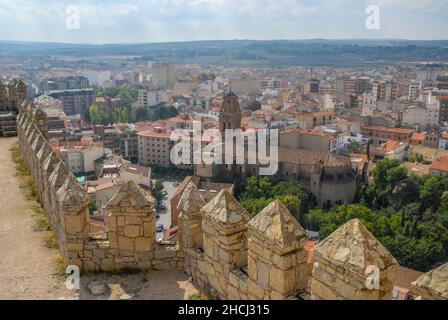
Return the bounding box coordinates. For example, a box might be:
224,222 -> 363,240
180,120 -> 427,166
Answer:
219,91 -> 242,133
195,90 -> 357,206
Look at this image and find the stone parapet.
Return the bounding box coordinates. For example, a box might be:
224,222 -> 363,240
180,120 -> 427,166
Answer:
311,219 -> 397,300
16,103 -> 182,273
410,263 -> 448,300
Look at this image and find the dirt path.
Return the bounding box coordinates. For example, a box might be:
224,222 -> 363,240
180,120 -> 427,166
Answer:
0,137 -> 73,299
0,137 -> 199,300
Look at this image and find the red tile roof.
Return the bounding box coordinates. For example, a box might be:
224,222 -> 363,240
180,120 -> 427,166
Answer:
382,140 -> 403,151
362,125 -> 414,135
411,132 -> 425,142
430,156 -> 448,173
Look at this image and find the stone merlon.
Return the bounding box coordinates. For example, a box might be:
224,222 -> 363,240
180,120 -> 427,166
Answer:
248,200 -> 308,252
314,219 -> 397,273
177,182 -> 206,218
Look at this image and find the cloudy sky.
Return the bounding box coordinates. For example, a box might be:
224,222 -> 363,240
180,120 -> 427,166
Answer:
0,0 -> 447,43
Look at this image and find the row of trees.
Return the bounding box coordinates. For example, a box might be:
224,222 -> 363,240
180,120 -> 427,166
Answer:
88,86 -> 179,124
87,104 -> 131,125
94,86 -> 138,107
437,75 -> 448,82
87,104 -> 179,125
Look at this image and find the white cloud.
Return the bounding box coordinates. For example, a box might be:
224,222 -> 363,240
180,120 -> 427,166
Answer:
0,0 -> 446,42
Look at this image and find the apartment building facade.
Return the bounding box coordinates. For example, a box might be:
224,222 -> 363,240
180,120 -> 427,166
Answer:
361,125 -> 414,144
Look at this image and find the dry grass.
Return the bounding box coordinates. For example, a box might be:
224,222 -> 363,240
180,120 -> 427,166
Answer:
10,142 -> 50,231
43,232 -> 59,249
54,255 -> 67,278
188,292 -> 216,300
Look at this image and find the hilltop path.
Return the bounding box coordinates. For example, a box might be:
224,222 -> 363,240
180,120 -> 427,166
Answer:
0,137 -> 198,300
0,137 -> 73,299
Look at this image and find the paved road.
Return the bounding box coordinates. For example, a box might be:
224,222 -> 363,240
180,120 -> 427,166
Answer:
154,179 -> 181,240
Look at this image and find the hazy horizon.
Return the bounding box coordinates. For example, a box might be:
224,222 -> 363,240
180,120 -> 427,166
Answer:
2,37 -> 448,47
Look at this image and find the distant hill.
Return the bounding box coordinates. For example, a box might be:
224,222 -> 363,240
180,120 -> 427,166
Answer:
1,39 -> 448,67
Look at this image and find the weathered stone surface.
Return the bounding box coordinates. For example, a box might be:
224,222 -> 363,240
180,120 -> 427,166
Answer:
64,215 -> 85,234
118,237 -> 134,251
123,225 -> 140,238
248,200 -> 307,251
314,219 -> 397,274
108,181 -> 155,210
312,219 -> 398,300
178,182 -> 206,218
201,189 -> 251,226
135,238 -> 152,252
88,282 -> 107,295
411,263 -> 448,300
125,216 -> 141,225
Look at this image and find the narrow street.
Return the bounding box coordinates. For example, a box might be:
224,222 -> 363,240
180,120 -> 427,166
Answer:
156,179 -> 180,240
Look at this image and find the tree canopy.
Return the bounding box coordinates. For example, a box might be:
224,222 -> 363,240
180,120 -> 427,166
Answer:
305,158 -> 448,272
239,176 -> 315,225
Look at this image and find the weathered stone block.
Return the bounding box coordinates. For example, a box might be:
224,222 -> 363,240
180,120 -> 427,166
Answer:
256,260 -> 270,288
227,285 -> 241,300
66,242 -> 84,252
143,222 -> 154,237
117,216 -> 125,226
108,231 -> 118,249
154,249 -> 177,259
125,216 -> 141,225
135,238 -> 152,252
270,267 -> 295,294
311,279 -> 339,300
118,236 -> 134,251
93,249 -> 106,259
247,279 -> 265,300
108,216 -> 117,231
64,215 -> 85,234
123,225 -> 140,238
115,256 -> 135,264
100,258 -> 115,272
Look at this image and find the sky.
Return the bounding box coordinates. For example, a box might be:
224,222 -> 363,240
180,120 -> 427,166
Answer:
0,0 -> 447,44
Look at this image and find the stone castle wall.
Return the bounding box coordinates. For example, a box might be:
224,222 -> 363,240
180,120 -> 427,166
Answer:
16,102 -> 447,300
17,103 -> 183,272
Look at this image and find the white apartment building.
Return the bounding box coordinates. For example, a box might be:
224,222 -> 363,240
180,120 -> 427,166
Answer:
409,80 -> 423,102
148,62 -> 176,89
137,89 -> 169,108
402,104 -> 439,129
82,70 -> 111,87
138,128 -> 173,168
66,146 -> 110,174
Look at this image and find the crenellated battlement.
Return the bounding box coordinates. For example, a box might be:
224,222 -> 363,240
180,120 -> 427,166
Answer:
17,102 -> 183,273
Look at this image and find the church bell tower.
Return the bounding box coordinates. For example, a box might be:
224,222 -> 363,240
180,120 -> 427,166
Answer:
219,91 -> 242,135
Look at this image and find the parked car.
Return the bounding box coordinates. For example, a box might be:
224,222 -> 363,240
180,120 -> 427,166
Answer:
160,205 -> 167,210
156,213 -> 160,219
157,224 -> 164,233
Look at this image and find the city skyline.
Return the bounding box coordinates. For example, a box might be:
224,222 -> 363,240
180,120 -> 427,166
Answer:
0,0 -> 447,44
